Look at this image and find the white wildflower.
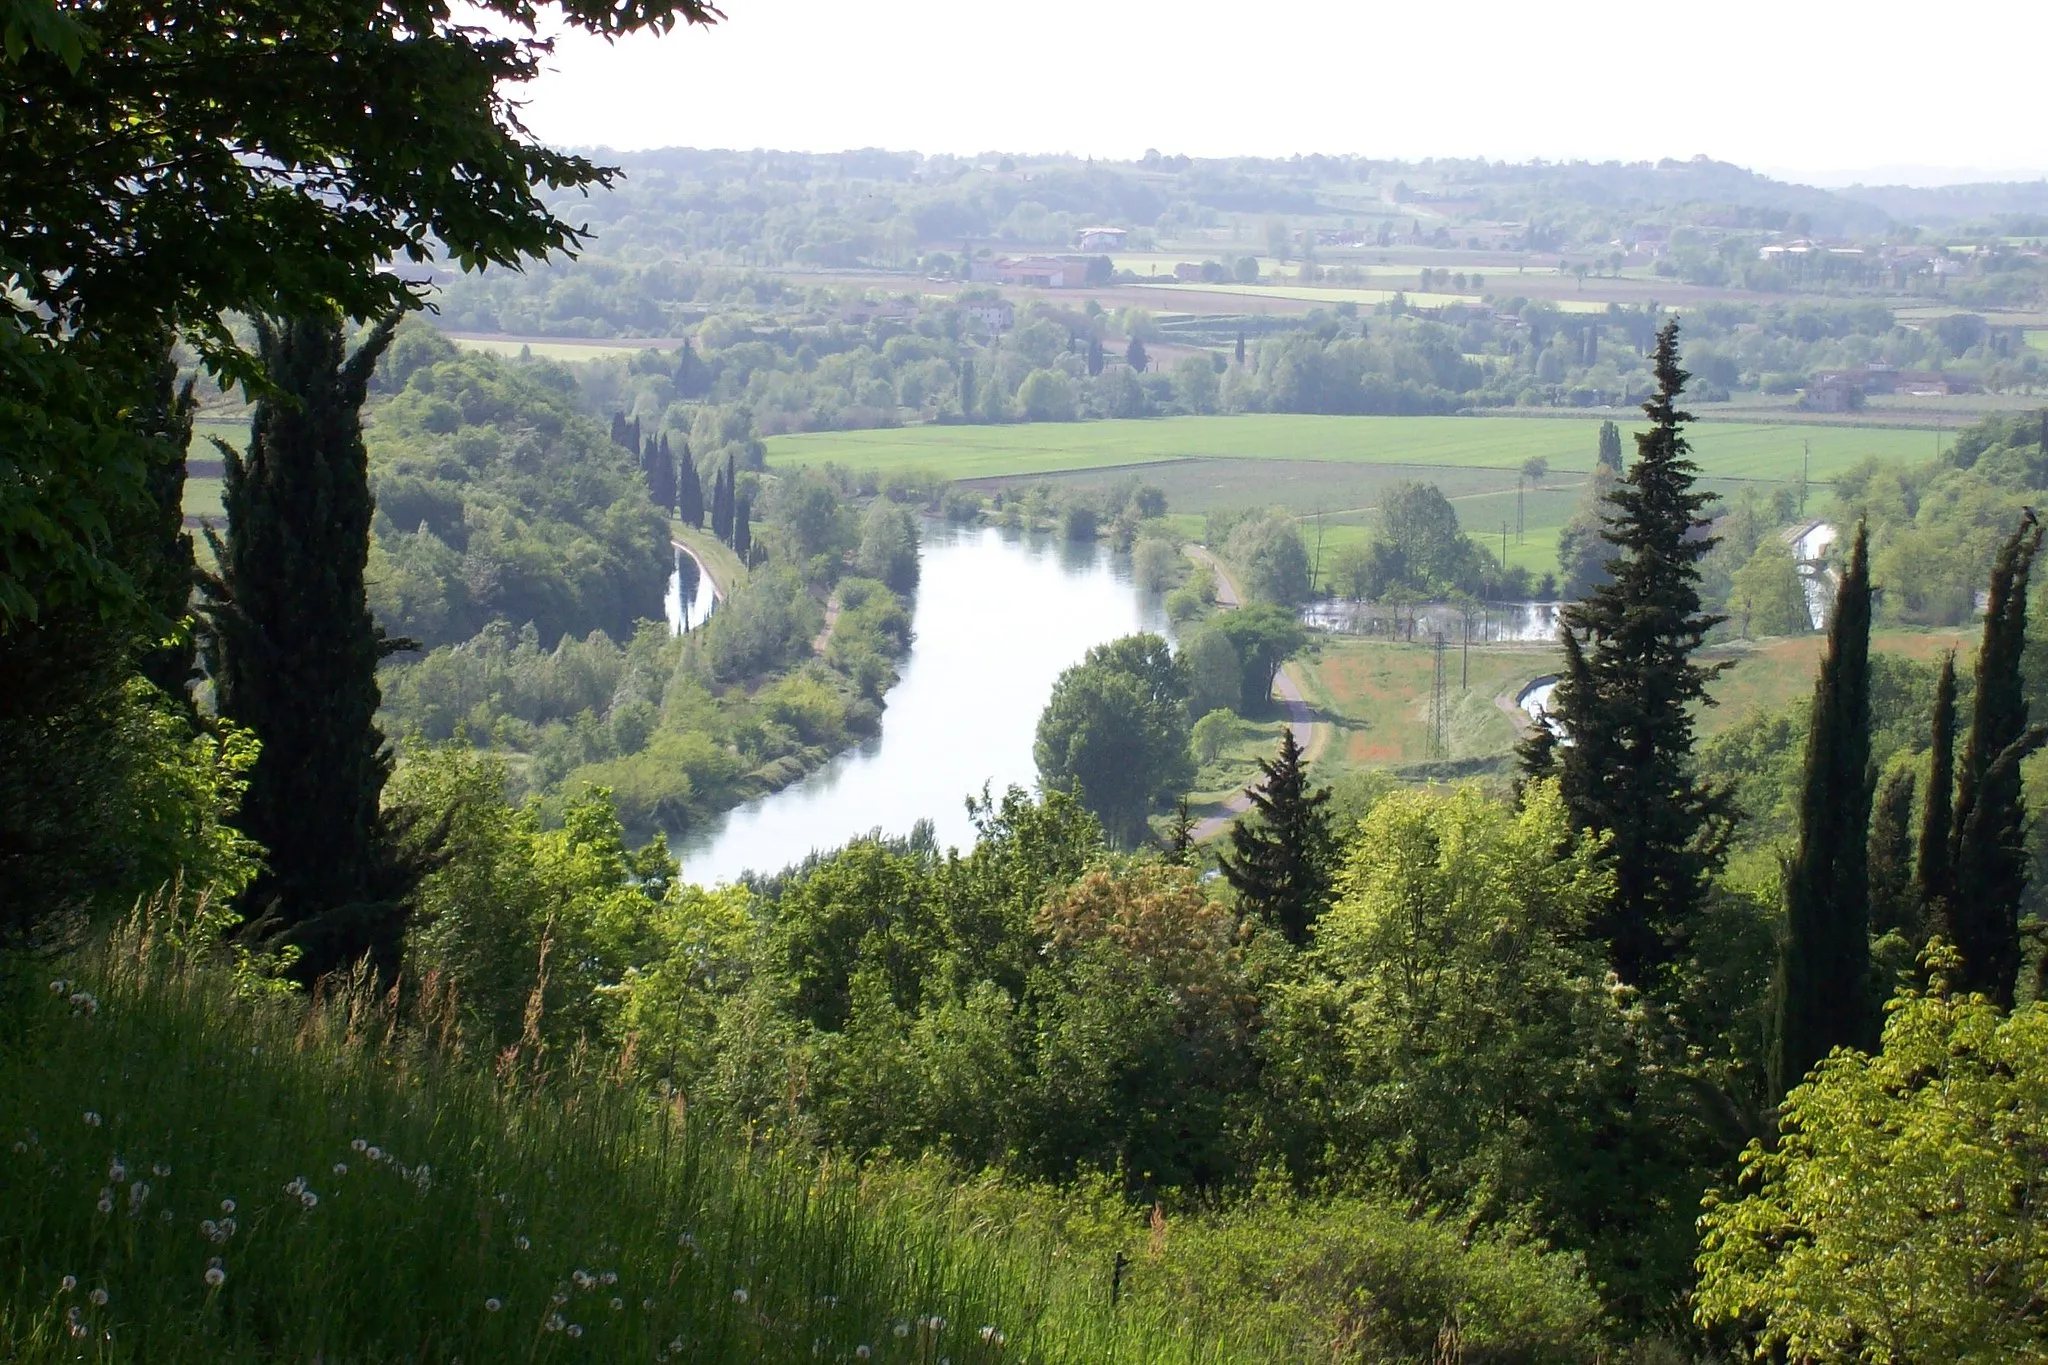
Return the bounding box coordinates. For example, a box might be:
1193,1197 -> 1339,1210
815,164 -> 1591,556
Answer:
82,1112 -> 100,1127
544,1314 -> 565,1333
285,1177 -> 305,1196
731,1288 -> 749,1305
566,1324 -> 583,1339
333,1162 -> 348,1176
365,1146 -> 382,1161
88,1288 -> 107,1306
600,1270 -> 616,1286
572,1270 -> 593,1290
50,980 -> 67,994
200,1219 -> 217,1238
60,1275 -> 76,1292
856,1346 -> 871,1360
220,1198 -> 235,1214
351,1138 -> 367,1153
484,1298 -> 502,1313
204,1267 -> 225,1288
299,1190 -> 318,1209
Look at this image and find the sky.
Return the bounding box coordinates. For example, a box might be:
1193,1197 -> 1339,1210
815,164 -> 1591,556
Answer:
521,0 -> 2048,187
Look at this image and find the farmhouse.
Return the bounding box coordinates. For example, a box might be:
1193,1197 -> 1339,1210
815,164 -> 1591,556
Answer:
970,256 -> 1091,288
960,298 -> 1015,332
1075,226 -> 1126,252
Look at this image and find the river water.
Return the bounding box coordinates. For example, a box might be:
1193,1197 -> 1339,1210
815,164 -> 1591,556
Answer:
672,523 -> 1169,885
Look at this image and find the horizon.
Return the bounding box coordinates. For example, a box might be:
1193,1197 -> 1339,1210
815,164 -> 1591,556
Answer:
522,0 -> 2048,189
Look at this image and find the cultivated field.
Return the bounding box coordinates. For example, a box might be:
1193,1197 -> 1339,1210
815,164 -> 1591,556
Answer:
446,333 -> 689,361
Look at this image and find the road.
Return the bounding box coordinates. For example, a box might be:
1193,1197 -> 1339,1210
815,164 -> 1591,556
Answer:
1182,545 -> 1327,843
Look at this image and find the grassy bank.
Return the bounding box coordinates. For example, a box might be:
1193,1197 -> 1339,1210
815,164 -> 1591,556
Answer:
0,918 -> 1247,1364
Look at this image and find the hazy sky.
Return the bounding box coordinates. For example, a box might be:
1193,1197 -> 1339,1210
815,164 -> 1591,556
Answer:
522,0 -> 2048,187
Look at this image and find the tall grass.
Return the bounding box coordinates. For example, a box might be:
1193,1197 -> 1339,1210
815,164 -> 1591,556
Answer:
0,912 -> 1256,1363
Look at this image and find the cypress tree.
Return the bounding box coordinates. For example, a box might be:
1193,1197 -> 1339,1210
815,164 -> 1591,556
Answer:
200,313 -> 425,983
1771,522 -> 1876,1098
1218,727 -> 1335,947
1916,652 -> 1957,917
959,358 -> 976,420
1942,512 -> 2048,1005
677,440 -> 704,528
712,457 -> 735,543
1868,768 -> 1920,943
1235,330 -> 1246,367
610,411 -> 630,451
1523,320 -> 1734,985
733,493 -> 751,561
1087,336 -> 1104,377
1597,418 -> 1624,473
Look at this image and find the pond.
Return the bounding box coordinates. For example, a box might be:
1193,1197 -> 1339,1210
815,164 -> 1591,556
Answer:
671,522 -> 1170,885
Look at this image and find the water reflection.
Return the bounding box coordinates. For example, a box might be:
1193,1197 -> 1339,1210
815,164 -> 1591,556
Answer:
673,522 -> 1167,885
665,544 -> 716,634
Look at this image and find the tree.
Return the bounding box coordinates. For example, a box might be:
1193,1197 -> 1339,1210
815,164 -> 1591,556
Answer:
1125,336 -> 1149,374
1192,708 -> 1235,765
199,313 -> 426,981
712,454 -> 735,543
1209,604 -> 1308,714
1224,512 -> 1311,605
1521,456 -> 1550,489
1185,626 -> 1242,715
733,492 -> 751,561
1729,539 -> 1810,637
958,357 -> 976,419
677,439 -> 704,528
1699,980 -> 2048,1362
1034,633 -> 1192,848
1523,320 -> 1734,986
1374,481 -> 1482,593
1932,512 -> 2048,1006
1597,419 -> 1624,473
1868,768 -> 1919,943
3,0 -> 719,628
1172,354 -> 1219,414
1017,368 -> 1076,422
856,500 -> 920,594
1086,336 -> 1104,377
1771,523 -> 1875,1100
1235,329 -> 1247,366
1917,652 -> 1958,914
1218,727 -> 1334,946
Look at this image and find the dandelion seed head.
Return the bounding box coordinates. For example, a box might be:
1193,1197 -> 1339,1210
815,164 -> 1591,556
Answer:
351,1138 -> 367,1152
82,1112 -> 100,1127
70,1322 -> 88,1339
365,1146 -> 382,1161
50,980 -> 66,994
152,1162 -> 170,1177
484,1297 -> 502,1313
200,1219 -> 217,1237
609,1296 -> 622,1311
300,1190 -> 318,1208
573,1270 -> 593,1289
731,1288 -> 749,1304
894,1320 -> 910,1338
600,1270 -> 616,1286
980,1326 -> 997,1343
514,1235 -> 531,1251
333,1162 -> 348,1176
641,1297 -> 654,1311
285,1177 -> 305,1196
108,1160 -> 126,1182
60,1275 -> 76,1292
88,1288 -> 107,1306
203,1267 -> 225,1288
566,1324 -> 583,1339
551,1291 -> 569,1307
544,1313 -> 564,1332
96,1194 -> 114,1214
856,1345 -> 871,1360
220,1199 -> 235,1214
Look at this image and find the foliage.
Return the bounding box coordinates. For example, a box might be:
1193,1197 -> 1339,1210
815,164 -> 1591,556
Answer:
1526,322 -> 1734,987
1205,604 -> 1308,715
201,314 -> 425,981
365,333 -> 670,649
1728,537 -> 1810,638
1771,523 -> 1876,1100
1034,634 -> 1193,847
1699,979 -> 2048,1364
1218,729 -> 1336,947
1223,511 -> 1310,606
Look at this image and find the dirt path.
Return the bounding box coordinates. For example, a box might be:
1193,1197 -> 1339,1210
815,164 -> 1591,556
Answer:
1183,545 -> 1328,842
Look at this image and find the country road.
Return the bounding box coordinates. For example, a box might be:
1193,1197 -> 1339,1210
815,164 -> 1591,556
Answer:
1183,545 -> 1326,843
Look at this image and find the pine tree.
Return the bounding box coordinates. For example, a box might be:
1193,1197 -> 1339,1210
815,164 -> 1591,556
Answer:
610,411 -> 629,450
959,358 -> 976,420
1218,727 -> 1335,947
712,454 -> 736,543
1164,798 -> 1196,864
1597,418 -> 1624,473
677,440 -> 704,528
1125,337 -> 1149,373
1524,320 -> 1734,985
1087,335 -> 1104,377
1771,522 -> 1876,1098
200,313 -> 427,983
1235,330 -> 1246,367
1941,512 -> 2048,1005
733,493 -> 751,561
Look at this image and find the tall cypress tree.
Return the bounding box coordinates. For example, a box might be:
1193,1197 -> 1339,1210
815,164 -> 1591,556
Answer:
1916,652 -> 1957,917
733,493 -> 751,561
1868,768 -> 1920,943
677,440 -> 704,528
200,313 -> 424,983
959,358 -> 976,420
1522,320 -> 1734,985
712,453 -> 737,544
1771,522 -> 1876,1098
1941,512 -> 2048,1005
1597,418 -> 1624,473
1218,727 -> 1335,947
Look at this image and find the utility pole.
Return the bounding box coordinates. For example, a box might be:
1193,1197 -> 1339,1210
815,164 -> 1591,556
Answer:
1516,479 -> 1525,543
1502,521 -> 1510,566
1430,630 -> 1448,760
1801,439 -> 1810,516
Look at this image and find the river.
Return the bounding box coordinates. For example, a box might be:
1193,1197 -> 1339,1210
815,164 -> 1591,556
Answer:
671,522 -> 1170,885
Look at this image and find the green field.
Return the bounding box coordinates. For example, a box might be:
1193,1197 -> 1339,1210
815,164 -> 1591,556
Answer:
447,334 -> 681,361
767,414 -> 1939,483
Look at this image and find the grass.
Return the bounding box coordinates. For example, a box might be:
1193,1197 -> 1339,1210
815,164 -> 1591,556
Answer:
447,336 -> 684,361
0,915 -> 1256,1363
1289,626 -> 1974,781
673,523 -> 747,596
766,415 -> 1939,485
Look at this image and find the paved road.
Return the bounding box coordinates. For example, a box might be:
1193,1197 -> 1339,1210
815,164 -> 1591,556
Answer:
1183,546 -> 1325,843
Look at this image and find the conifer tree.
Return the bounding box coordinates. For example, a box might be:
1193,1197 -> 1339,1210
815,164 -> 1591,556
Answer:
1597,418 -> 1624,473
1164,798 -> 1197,864
1235,330 -> 1246,367
712,455 -> 736,543
1941,512 -> 2047,1005
733,493 -> 751,561
200,312 -> 425,983
1868,768 -> 1920,942
676,440 -> 704,528
1522,321 -> 1734,985
959,358 -> 976,420
1219,727 -> 1335,947
1916,653 -> 1957,916
1771,523 -> 1876,1098
610,411 -> 629,451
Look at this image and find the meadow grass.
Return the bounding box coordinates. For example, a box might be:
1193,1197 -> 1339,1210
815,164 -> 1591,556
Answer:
765,414 -> 1937,485
0,913 -> 1262,1364
447,336 -> 685,362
